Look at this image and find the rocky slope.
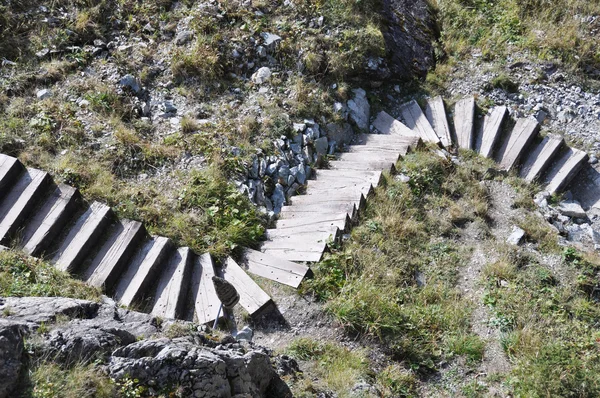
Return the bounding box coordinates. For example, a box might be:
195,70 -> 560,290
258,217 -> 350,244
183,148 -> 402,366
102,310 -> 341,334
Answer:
0,296 -> 292,397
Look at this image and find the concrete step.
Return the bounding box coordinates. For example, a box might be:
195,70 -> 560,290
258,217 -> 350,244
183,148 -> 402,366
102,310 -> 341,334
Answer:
425,96 -> 452,147
115,236 -> 174,307
0,168 -> 52,244
520,135 -> 564,183
189,253 -> 221,324
221,257 -> 271,315
399,100 -> 440,144
21,184 -> 80,257
242,248 -> 310,288
84,219 -> 146,289
544,148 -> 588,194
478,106 -> 508,158
0,155 -> 23,199
53,202 -> 114,273
454,96 -> 476,150
497,118 -> 540,171
373,111 -> 417,137
151,247 -> 193,319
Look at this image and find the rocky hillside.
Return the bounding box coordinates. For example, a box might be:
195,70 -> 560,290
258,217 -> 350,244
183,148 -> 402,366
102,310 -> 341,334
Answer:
2,0 -> 600,397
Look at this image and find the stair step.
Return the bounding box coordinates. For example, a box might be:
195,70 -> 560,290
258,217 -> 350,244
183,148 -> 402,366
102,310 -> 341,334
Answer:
373,111 -> 417,137
454,96 -> 476,150
189,253 -> 220,324
261,237 -> 327,263
266,226 -> 340,240
242,248 -> 310,288
425,96 -> 452,147
275,213 -> 351,232
478,106 -> 508,158
54,202 -> 113,273
279,202 -> 357,219
0,168 -> 52,244
0,155 -> 23,199
520,135 -> 564,183
84,219 -> 145,289
115,236 -> 174,307
21,184 -> 79,257
288,193 -> 366,210
336,151 -> 402,165
221,257 -> 271,315
399,100 -> 440,144
151,247 -> 193,319
497,118 -> 539,171
544,148 -> 588,194
327,160 -> 398,172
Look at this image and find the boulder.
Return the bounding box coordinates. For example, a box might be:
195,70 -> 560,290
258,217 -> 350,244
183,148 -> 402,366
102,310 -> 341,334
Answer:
347,89 -> 370,132
379,0 -> 436,79
252,67 -> 272,84
506,226 -> 526,245
558,200 -> 587,219
0,320 -> 27,398
325,122 -> 355,146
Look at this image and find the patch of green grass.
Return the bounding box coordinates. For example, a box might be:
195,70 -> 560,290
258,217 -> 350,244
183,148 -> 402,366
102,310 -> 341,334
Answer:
286,338 -> 371,397
305,150 -> 492,372
482,246 -> 600,396
433,0 -> 600,74
0,251 -> 101,301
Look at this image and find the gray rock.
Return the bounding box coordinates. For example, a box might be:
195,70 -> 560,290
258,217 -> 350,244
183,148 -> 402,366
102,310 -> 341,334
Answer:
290,165 -> 306,184
314,137 -> 328,155
558,200 -> 587,218
119,74 -> 142,94
293,123 -> 306,133
380,0 -> 435,79
0,297 -> 290,398
272,183 -> 286,214
249,158 -> 260,179
507,226 -> 526,245
36,89 -> 52,100
347,88 -> 370,131
395,173 -> 410,183
256,45 -> 267,57
325,122 -> 354,146
252,67 -> 272,84
0,320 -> 27,398
289,143 -> 302,155
260,32 -> 282,49
176,30 -> 194,45
305,126 -> 320,141
163,101 -> 177,113
235,326 -> 253,341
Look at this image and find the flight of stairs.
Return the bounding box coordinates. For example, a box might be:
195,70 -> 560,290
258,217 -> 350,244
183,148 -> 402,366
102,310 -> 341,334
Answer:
0,95 -> 588,324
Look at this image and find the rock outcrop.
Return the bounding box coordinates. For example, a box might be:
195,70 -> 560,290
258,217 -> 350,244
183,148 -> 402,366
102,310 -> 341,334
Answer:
0,296 -> 291,398
380,0 -> 437,79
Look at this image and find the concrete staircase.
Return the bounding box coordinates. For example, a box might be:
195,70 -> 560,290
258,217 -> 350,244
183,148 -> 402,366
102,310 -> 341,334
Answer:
0,95 -> 588,324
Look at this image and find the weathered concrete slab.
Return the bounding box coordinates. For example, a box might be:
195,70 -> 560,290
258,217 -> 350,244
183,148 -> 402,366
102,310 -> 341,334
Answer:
399,100 -> 440,144
497,118 -> 539,171
520,135 -> 564,183
454,96 -> 475,150
545,148 -> 588,194
425,96 -> 452,147
151,247 -> 192,319
478,106 -> 507,158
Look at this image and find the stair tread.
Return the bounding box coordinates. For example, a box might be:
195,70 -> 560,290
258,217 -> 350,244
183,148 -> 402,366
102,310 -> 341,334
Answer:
151,247 -> 193,319
22,184 -> 79,256
425,96 -> 452,147
400,100 -> 440,144
221,257 -> 271,315
497,118 -> 540,170
266,226 -> 339,240
0,155 -> 23,198
262,248 -> 324,263
84,219 -> 145,289
454,96 -> 476,150
242,248 -> 310,288
478,106 -> 508,158
0,168 -> 51,243
115,236 -> 173,307
373,111 -> 417,137
520,135 -> 564,182
544,148 -> 588,194
54,202 -> 113,273
190,253 -> 220,324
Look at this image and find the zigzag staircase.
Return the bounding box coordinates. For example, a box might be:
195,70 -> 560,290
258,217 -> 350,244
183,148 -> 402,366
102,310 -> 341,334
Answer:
0,95 -> 588,324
